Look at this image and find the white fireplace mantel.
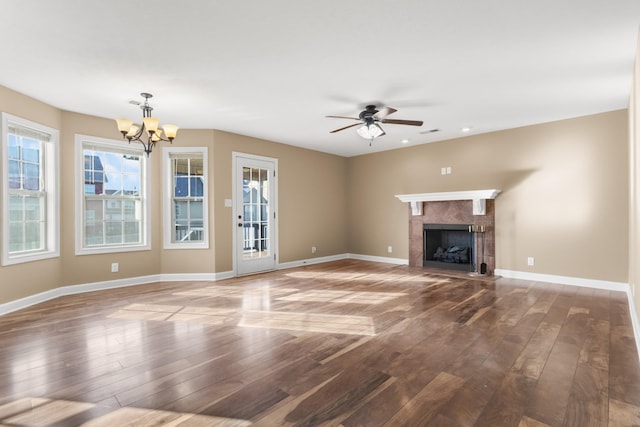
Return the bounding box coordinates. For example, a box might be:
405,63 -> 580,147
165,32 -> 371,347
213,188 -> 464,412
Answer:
395,189 -> 501,216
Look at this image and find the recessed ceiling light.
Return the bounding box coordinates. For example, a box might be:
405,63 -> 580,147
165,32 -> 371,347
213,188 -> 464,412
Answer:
401,139 -> 409,144
461,127 -> 472,132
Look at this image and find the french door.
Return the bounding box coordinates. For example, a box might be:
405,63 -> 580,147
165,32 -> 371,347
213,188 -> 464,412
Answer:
233,153 -> 277,275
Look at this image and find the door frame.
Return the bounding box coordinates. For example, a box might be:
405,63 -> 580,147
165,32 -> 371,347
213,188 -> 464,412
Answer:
232,152 -> 278,276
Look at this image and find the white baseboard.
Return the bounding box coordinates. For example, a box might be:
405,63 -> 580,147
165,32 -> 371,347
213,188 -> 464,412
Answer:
278,254 -> 349,270
346,253 -> 409,265
159,272 -> 218,282
494,269 -> 628,292
627,291 -> 640,364
277,253 -> 409,270
0,275 -> 161,316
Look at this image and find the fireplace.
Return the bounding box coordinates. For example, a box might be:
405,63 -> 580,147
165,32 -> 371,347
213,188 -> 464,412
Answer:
396,190 -> 499,275
423,224 -> 474,272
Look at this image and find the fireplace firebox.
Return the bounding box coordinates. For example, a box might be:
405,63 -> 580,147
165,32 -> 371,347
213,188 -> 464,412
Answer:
423,224 -> 474,272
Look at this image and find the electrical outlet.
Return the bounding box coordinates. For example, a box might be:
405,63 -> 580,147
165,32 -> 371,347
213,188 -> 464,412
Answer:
311,246 -> 317,254
446,166 -> 452,174
111,262 -> 119,273
388,246 -> 393,253
527,257 -> 534,266
441,167 -> 447,175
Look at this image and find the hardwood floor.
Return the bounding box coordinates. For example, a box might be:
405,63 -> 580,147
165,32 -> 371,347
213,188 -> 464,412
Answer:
1,259 -> 640,426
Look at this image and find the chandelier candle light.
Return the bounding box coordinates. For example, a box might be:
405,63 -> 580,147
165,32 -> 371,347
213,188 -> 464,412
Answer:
115,93 -> 178,156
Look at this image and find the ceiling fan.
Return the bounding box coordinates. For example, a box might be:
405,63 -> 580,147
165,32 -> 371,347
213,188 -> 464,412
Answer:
326,105 -> 423,141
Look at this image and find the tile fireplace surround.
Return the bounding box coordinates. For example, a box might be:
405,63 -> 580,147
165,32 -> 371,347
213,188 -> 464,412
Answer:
396,190 -> 500,275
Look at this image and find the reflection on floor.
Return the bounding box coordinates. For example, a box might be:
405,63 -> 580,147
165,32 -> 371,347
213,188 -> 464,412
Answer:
174,286 -> 300,298
276,289 -> 407,304
108,303 -> 237,325
238,310 -> 376,336
0,397 -> 251,427
109,302 -> 378,335
108,286 -> 406,336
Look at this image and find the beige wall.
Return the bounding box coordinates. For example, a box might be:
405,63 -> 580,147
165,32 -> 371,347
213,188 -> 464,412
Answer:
0,90 -> 348,304
0,82 -> 632,307
212,130 -> 348,272
0,87 -> 64,302
348,110 -> 629,282
159,129 -> 216,275
60,111 -> 162,285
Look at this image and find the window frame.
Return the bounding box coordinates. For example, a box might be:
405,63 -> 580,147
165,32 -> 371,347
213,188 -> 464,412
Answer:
1,113 -> 60,266
74,134 -> 151,255
162,146 -> 209,249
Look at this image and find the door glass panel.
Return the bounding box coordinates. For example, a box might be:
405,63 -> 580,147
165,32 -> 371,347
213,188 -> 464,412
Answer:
242,166 -> 270,260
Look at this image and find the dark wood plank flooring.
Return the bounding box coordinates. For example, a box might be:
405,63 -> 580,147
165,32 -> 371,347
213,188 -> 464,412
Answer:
1,259 -> 639,426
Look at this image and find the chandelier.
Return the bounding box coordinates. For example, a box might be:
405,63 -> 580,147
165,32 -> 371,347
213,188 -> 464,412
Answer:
115,93 -> 178,156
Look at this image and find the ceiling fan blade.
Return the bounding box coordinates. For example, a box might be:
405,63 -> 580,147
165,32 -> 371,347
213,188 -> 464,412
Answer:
326,115 -> 360,120
330,123 -> 362,133
380,119 -> 424,126
373,107 -> 397,119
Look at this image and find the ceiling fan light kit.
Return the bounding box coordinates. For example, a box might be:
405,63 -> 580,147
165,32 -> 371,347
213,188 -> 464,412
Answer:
327,104 -> 423,144
356,123 -> 385,139
115,92 -> 179,156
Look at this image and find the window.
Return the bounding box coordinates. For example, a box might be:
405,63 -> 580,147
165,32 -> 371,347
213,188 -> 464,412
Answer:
75,135 -> 149,254
1,113 -> 59,266
162,147 -> 208,249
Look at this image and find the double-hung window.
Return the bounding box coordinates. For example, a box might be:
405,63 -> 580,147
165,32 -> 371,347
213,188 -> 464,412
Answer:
162,147 -> 208,249
75,135 -> 149,254
1,113 -> 59,266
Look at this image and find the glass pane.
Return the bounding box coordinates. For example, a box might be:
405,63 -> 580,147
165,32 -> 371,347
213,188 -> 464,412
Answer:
105,199 -> 122,221
9,222 -> 24,252
124,222 -> 140,243
84,152 -> 94,170
85,222 -> 103,246
189,200 -> 204,221
242,166 -> 269,259
175,176 -> 188,197
105,222 -> 122,244
84,198 -> 104,246
8,160 -> 20,189
122,173 -> 139,195
191,158 -> 204,197
190,177 -> 203,197
22,138 -> 40,163
174,227 -> 185,242
23,163 -> 40,191
85,199 -> 103,223
122,154 -> 140,173
8,134 -> 19,159
104,152 -> 122,173
24,222 -> 42,250
84,153 -> 105,194
123,199 -> 138,220
8,196 -> 24,221
174,158 -> 189,176
24,196 -> 42,221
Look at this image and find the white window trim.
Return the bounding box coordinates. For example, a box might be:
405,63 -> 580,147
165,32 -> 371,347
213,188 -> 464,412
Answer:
162,146 -> 209,249
74,134 -> 151,255
1,113 -> 60,266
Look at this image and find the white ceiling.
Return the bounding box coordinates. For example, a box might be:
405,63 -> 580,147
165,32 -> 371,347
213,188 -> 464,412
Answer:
1,1 -> 639,157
